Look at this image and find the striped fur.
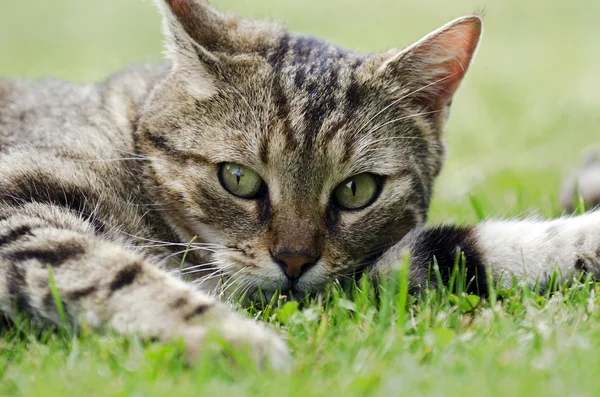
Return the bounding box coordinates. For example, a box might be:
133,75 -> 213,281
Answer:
1,0 -> 599,362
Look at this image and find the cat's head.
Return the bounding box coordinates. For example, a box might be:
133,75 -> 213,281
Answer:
136,0 -> 481,297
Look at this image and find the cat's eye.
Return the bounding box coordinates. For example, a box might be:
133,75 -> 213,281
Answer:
219,163 -> 264,199
334,173 -> 380,211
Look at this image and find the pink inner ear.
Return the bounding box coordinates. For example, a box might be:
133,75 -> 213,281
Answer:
401,17 -> 482,111
430,20 -> 481,105
167,0 -> 192,17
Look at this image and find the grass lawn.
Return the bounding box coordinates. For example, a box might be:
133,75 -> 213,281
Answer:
2,0 -> 600,395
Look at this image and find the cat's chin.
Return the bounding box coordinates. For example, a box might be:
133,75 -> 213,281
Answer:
242,287 -> 323,307
220,278 -> 329,305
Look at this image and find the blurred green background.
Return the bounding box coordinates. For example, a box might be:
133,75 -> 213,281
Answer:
1,0 -> 598,221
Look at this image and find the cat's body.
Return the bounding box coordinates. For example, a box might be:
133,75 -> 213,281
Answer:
1,0 -> 600,367
0,66 -> 176,261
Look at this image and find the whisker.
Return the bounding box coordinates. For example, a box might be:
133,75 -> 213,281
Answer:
159,246 -> 220,265
191,271 -> 226,285
181,263 -> 238,277
180,261 -> 222,272
220,268 -> 249,296
226,278 -> 253,301
76,157 -> 152,163
355,72 -> 460,135
128,242 -> 221,250
117,231 -> 217,249
362,110 -> 442,138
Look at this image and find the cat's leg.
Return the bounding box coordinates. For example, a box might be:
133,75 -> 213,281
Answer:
372,211 -> 600,294
0,202 -> 289,368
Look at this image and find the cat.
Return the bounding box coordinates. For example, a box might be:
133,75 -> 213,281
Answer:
1,0 -> 599,368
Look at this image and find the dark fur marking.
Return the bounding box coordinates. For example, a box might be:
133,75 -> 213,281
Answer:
0,314 -> 13,332
575,257 -> 587,272
109,263 -> 142,293
325,207 -> 341,235
170,297 -> 188,309
270,78 -> 296,149
144,130 -> 169,151
267,34 -> 298,149
8,241 -> 86,267
1,173 -> 107,235
341,134 -> 357,165
42,292 -> 55,314
304,96 -> 333,141
268,33 -> 290,73
0,225 -> 33,247
7,244 -> 83,268
184,303 -> 212,321
345,77 -> 362,114
142,127 -> 209,165
257,191 -> 271,226
67,285 -> 98,301
258,134 -> 270,165
7,264 -> 30,314
302,63 -> 340,145
409,226 -> 488,295
292,36 -> 318,62
294,68 -> 306,89
407,171 -> 431,212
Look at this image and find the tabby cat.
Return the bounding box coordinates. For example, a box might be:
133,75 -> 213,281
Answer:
1,0 -> 600,368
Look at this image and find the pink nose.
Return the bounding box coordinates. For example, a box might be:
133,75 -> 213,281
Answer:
273,253 -> 317,280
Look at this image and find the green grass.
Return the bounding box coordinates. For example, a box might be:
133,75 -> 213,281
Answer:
2,0 -> 600,395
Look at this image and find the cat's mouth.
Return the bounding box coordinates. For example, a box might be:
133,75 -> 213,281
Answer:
187,265 -> 326,301
220,261 -> 377,302
181,245 -> 384,301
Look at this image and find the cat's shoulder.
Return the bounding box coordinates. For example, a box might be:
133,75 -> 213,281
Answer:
0,64 -> 169,147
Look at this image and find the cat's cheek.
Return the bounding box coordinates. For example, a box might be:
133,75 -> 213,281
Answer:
295,264 -> 331,292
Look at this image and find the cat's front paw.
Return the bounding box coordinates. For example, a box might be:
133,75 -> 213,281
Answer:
180,308 -> 291,370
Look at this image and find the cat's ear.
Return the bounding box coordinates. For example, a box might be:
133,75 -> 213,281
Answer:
376,15 -> 482,125
155,0 -> 279,68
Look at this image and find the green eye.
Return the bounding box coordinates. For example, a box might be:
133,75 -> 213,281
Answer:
219,163 -> 264,199
334,173 -> 380,210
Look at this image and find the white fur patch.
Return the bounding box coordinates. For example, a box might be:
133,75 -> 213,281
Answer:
475,211 -> 600,289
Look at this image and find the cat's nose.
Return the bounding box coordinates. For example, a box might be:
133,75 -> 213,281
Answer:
272,252 -> 318,280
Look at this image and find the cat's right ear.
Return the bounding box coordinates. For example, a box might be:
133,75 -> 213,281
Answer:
372,15 -> 482,128
154,0 -> 224,69
155,0 -> 279,70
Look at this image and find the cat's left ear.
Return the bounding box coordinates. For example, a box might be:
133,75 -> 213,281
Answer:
376,15 -> 482,126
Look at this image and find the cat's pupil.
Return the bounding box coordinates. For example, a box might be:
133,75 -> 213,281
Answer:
235,167 -> 242,185
348,180 -> 357,197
